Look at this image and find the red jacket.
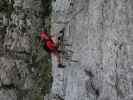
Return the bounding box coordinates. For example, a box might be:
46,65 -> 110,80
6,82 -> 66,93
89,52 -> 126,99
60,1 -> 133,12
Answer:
39,32 -> 58,53
45,37 -> 56,50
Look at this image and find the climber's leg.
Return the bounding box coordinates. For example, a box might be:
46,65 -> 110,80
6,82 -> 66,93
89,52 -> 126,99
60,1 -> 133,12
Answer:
52,49 -> 65,68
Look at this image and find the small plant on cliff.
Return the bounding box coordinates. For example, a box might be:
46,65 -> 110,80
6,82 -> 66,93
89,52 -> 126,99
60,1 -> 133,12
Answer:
31,0 -> 53,99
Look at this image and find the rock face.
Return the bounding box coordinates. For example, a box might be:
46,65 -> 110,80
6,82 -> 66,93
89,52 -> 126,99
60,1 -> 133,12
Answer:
1,0 -> 133,100
51,0 -> 133,100
0,0 -> 52,100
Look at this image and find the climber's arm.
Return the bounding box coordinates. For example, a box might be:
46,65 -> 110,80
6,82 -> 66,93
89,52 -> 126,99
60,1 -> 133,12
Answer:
50,34 -> 57,37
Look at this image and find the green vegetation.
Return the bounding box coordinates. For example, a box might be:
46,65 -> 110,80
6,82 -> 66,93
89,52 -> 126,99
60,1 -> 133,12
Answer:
32,43 -> 52,100
31,0 -> 53,99
33,48 -> 53,95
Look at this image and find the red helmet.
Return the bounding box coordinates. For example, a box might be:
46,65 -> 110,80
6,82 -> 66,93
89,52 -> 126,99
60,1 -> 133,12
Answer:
39,32 -> 47,40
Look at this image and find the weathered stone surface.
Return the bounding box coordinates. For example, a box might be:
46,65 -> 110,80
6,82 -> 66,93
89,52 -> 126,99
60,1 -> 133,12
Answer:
0,57 -> 18,85
0,0 -> 50,100
0,89 -> 17,100
51,0 -> 133,100
1,0 -> 133,100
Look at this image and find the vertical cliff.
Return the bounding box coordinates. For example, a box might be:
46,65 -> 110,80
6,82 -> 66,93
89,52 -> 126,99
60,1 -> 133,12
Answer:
50,0 -> 133,100
0,0 -> 52,100
1,0 -> 133,100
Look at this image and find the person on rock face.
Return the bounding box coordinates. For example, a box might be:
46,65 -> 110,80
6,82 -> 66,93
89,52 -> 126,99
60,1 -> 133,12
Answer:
35,31 -> 65,68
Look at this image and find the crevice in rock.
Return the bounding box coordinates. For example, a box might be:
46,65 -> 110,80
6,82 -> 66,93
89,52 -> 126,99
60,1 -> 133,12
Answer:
0,50 -> 31,63
113,41 -> 127,99
85,69 -> 100,98
114,74 -> 124,98
53,94 -> 64,100
0,83 -> 17,90
5,49 -> 31,55
84,69 -> 94,78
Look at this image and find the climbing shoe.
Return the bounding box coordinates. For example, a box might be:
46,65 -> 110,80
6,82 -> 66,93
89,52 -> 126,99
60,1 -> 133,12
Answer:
58,64 -> 65,68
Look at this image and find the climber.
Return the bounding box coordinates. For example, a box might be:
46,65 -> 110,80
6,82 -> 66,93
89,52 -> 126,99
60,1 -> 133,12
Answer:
35,31 -> 65,68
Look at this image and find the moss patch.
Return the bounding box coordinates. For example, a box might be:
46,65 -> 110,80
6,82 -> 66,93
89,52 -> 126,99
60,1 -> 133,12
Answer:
35,48 -> 53,94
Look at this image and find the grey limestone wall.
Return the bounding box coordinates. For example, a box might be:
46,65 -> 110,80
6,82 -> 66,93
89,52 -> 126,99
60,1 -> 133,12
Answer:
51,0 -> 133,100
